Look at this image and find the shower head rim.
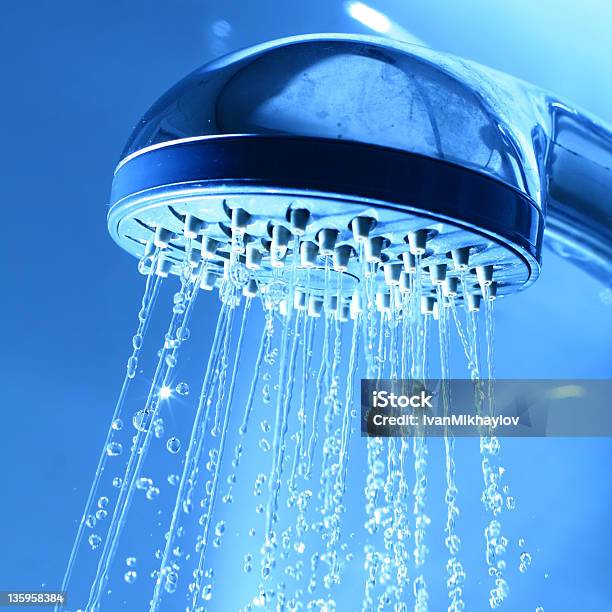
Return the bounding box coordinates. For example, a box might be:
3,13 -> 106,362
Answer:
110,135 -> 543,249
109,135 -> 541,295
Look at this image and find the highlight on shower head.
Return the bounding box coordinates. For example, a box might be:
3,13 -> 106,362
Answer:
108,34 -> 612,312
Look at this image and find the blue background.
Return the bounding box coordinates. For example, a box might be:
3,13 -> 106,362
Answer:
1,1 -> 611,610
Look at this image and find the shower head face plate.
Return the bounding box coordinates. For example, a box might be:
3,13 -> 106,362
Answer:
109,136 -> 540,302
111,189 -> 523,299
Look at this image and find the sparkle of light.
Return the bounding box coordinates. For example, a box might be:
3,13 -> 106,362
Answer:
159,386 -> 172,399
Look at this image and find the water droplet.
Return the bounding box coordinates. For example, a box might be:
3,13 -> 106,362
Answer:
202,583 -> 213,601
146,486 -> 160,500
229,262 -> 249,288
263,281 -> 288,311
126,356 -> 138,378
111,418 -> 123,431
163,336 -> 176,350
124,570 -> 137,584
165,354 -> 177,368
133,409 -> 150,432
136,477 -> 153,490
88,534 -> 102,550
177,326 -> 190,341
85,514 -> 96,528
132,334 -> 143,350
215,521 -> 225,537
126,556 -> 136,566
167,474 -> 179,486
260,420 -> 271,433
96,509 -> 107,520
164,570 -> 178,593
154,418 -> 165,439
166,437 -> 181,454
261,383 -> 271,404
106,442 -> 123,457
519,551 -> 532,573
176,382 -> 189,396
98,497 -> 109,509
259,439 -> 271,452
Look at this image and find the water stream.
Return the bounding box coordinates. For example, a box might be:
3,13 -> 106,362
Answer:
60,245 -> 530,612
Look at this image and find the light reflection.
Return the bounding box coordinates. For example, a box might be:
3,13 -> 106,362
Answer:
159,385 -> 172,399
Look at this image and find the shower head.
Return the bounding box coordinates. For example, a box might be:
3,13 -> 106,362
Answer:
108,34 -> 611,306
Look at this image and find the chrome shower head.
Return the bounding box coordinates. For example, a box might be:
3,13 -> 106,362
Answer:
112,33 -> 612,308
